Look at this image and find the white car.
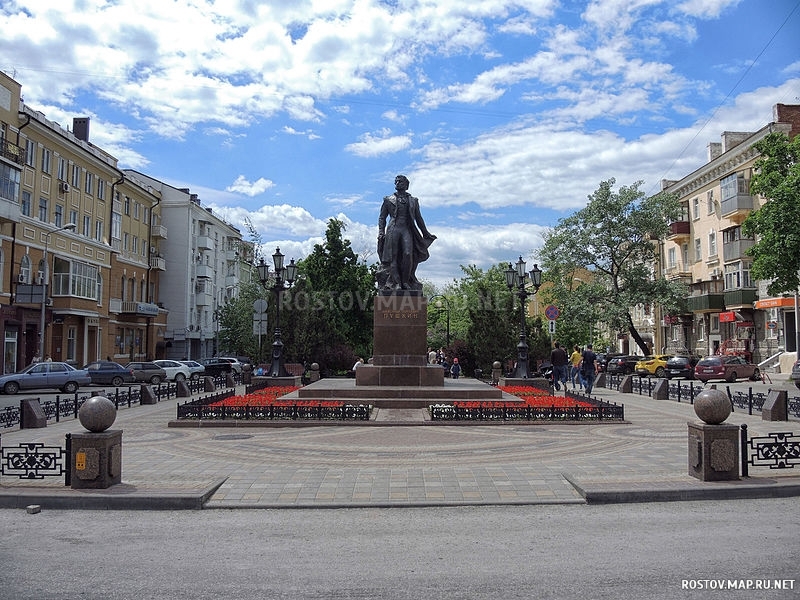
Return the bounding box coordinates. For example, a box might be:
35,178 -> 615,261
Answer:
215,357 -> 244,374
152,359 -> 192,382
179,360 -> 206,380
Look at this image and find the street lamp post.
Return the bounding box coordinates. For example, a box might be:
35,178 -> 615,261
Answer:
39,223 -> 76,362
257,247 -> 298,377
504,257 -> 542,379
430,294 -> 451,347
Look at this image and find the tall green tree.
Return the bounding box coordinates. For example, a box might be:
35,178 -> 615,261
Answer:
285,218 -> 375,372
742,131 -> 800,296
215,279 -> 264,359
539,179 -> 686,356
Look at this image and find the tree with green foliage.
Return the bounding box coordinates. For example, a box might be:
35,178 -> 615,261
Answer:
742,131 -> 800,296
285,218 -> 375,373
215,278 -> 264,360
539,179 -> 687,356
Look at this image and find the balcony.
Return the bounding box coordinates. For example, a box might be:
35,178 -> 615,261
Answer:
724,288 -> 758,309
196,235 -> 213,250
195,264 -> 213,279
722,238 -> 755,262
149,256 -> 166,270
667,220 -> 690,240
195,291 -> 212,306
225,274 -> 238,287
720,180 -> 753,224
151,224 -> 168,239
687,293 -> 725,313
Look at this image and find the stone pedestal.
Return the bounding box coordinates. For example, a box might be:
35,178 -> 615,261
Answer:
652,378 -> 669,400
140,384 -> 157,405
762,390 -> 788,421
252,375 -> 303,388
357,294 -> 444,387
687,422 -> 739,481
70,429 -> 122,489
20,398 -> 47,429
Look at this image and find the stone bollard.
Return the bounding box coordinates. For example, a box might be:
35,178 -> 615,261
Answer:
20,397 -> 47,429
70,396 -> 122,490
595,372 -> 607,388
203,376 -> 216,392
491,361 -> 502,385
762,389 -> 788,421
225,372 -> 235,388
140,384 -> 157,405
620,374 -> 633,393
652,378 -> 669,400
687,385 -> 739,481
308,362 -> 320,383
176,379 -> 191,398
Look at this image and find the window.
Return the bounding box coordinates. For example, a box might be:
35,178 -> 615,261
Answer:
708,230 -> 717,257
71,164 -> 81,188
724,262 -> 753,290
66,327 -> 76,363
24,140 -> 35,167
694,238 -> 702,262
54,204 -> 63,227
681,242 -> 689,271
20,191 -> 31,216
95,220 -> 103,242
57,157 -> 67,181
667,247 -> 676,269
132,236 -> 138,255
134,202 -> 140,220
692,197 -> 699,220
38,197 -> 47,222
69,210 -> 78,226
111,212 -> 121,241
123,232 -> 129,251
41,147 -> 51,174
97,178 -> 105,200
710,314 -> 719,332
82,215 -> 90,236
0,162 -> 20,202
19,255 -> 31,283
124,196 -> 130,215
53,257 -> 99,300
706,190 -> 714,214
720,173 -> 747,202
84,172 -> 93,195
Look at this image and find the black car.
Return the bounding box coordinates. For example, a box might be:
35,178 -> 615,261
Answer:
663,355 -> 700,380
605,355 -> 639,375
199,358 -> 233,377
84,361 -> 136,387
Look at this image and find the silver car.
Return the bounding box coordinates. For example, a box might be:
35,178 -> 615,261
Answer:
0,361 -> 92,394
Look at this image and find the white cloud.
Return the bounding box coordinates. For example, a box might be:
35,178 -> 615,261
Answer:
345,131 -> 413,157
225,175 -> 276,197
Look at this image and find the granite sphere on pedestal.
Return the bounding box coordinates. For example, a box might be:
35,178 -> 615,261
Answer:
693,386 -> 732,424
78,396 -> 117,432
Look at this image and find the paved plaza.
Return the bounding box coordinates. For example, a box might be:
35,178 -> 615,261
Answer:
0,379 -> 798,509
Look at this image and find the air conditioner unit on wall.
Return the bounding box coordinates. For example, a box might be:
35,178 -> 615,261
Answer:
58,181 -> 70,193
17,273 -> 25,283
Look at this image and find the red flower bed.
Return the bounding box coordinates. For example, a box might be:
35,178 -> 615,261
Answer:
495,385 -> 595,409
209,386 -> 300,407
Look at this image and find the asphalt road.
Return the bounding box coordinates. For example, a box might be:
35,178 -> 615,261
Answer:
1,499 -> 798,599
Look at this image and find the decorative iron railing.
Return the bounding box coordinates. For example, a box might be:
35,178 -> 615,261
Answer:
0,433 -> 70,485
740,425 -> 800,476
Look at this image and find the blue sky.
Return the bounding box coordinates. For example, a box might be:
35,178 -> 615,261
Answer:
2,0 -> 799,287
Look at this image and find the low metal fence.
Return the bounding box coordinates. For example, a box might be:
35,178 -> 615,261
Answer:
0,433 -> 71,485
740,426 -> 800,476
175,391 -> 371,421
605,374 -> 800,418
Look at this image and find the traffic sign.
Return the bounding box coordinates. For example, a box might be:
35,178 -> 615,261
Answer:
548,320 -> 556,334
545,305 -> 560,320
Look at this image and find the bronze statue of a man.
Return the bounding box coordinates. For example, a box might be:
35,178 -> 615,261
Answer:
377,175 -> 436,291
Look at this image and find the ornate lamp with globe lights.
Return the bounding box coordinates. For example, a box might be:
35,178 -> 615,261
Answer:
504,257 -> 542,379
256,247 -> 298,378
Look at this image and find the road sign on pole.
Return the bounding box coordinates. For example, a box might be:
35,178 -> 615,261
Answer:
548,320 -> 556,334
545,305 -> 560,320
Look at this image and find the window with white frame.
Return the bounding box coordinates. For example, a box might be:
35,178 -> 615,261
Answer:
667,247 -> 676,269
692,197 -> 699,219
54,204 -> 63,227
41,147 -> 51,174
708,230 -> 717,257
20,191 -> 31,216
24,140 -> 35,167
82,215 -> 90,236
57,157 -> 67,181
97,178 -> 105,200
84,172 -> 93,195
710,314 -> 719,332
38,197 -> 47,222
71,164 -> 81,187
694,238 -> 702,262
681,243 -> 689,270
95,220 -> 103,242
707,190 -> 714,214
66,327 -> 76,362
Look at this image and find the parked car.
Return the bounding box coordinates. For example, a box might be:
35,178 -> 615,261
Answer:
791,359 -> 800,390
83,361 -> 136,387
123,361 -> 168,385
694,355 -> 761,383
215,357 -> 244,374
634,354 -> 673,378
605,355 -> 639,375
663,355 -> 700,380
199,358 -> 233,377
179,360 -> 206,380
0,362 -> 91,394
152,359 -> 192,382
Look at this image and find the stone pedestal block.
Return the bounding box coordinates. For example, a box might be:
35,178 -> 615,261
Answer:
652,378 -> 669,400
595,372 -> 606,388
762,390 -> 788,421
358,294 -> 443,387
20,398 -> 47,429
620,375 -> 633,393
176,380 -> 191,397
140,384 -> 157,405
70,429 -> 122,489
687,422 -> 739,481
203,376 -> 216,392
225,372 -> 236,388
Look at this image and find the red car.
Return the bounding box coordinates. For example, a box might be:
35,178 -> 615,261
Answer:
694,355 -> 761,383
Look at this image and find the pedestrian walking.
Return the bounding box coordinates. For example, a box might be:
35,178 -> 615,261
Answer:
550,342 -> 568,391
580,344 -> 599,395
569,345 -> 583,390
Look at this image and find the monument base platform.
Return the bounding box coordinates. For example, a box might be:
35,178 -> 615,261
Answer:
252,375 -> 303,387
294,377 -> 513,409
